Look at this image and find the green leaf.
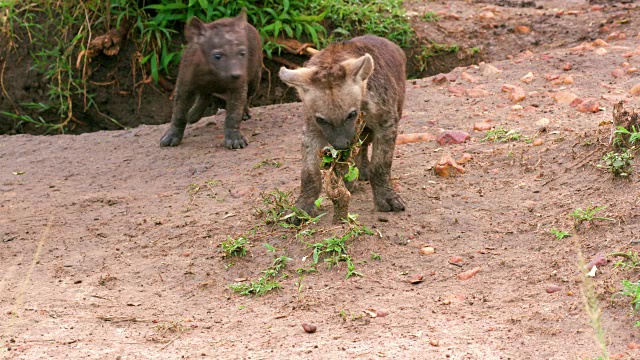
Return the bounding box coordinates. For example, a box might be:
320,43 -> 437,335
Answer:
263,243 -> 276,252
150,53 -> 159,83
344,165 -> 359,182
314,197 -> 323,208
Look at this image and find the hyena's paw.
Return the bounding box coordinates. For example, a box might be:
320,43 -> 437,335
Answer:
374,191 -> 406,212
160,127 -> 184,147
224,129 -> 248,149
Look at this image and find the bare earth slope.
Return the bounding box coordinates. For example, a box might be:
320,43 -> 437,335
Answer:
3,20 -> 640,360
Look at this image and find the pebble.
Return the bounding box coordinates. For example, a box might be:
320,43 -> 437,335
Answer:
545,284 -> 561,293
553,91 -> 578,104
630,83 -> 640,95
562,62 -> 573,71
520,72 -> 534,83
420,247 -> 435,255
436,131 -> 470,145
532,139 -> 543,146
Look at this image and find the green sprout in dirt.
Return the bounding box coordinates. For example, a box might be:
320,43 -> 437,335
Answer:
613,124 -> 640,148
609,250 -> 640,271
421,11 -> 440,22
229,255 -> 291,296
306,224 -> 373,279
253,189 -> 325,228
481,127 -> 523,143
549,228 -> 571,241
614,280 -> 640,326
598,150 -> 633,178
568,205 -> 615,226
221,236 -> 248,257
370,253 -> 382,260
253,158 -> 282,169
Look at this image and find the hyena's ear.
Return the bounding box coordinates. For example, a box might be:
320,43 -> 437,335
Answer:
279,67 -> 315,90
236,9 -> 248,23
342,54 -> 375,83
185,17 -> 205,43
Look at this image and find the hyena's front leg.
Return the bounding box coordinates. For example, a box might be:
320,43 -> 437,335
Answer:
369,121 -> 405,212
224,85 -> 249,149
295,133 -> 325,219
160,85 -> 196,147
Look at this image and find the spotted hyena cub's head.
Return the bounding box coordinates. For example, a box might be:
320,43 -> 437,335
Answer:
186,13 -> 250,83
279,54 -> 374,150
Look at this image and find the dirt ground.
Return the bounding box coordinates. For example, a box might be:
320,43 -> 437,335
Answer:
3,1 -> 640,359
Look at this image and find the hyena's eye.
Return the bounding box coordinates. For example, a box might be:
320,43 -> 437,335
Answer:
239,51 -> 246,57
213,53 -> 223,60
315,117 -> 329,126
346,111 -> 358,121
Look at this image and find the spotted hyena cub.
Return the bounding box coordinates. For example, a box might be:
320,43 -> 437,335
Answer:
160,13 -> 262,149
279,35 -> 406,217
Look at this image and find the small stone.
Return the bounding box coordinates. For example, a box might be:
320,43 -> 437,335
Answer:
433,74 -> 448,84
591,5 -> 604,11
460,72 -> 478,83
569,98 -> 584,108
545,73 -> 560,81
532,139 -> 543,146
563,75 -> 574,84
545,284 -> 561,293
480,63 -> 502,76
302,323 -> 317,333
520,72 -> 534,83
474,121 -> 494,131
514,25 -> 530,34
562,62 -> 573,71
612,68 -> 625,78
448,85 -> 466,96
478,11 -> 495,21
420,247 -> 435,255
576,98 -> 601,113
429,339 -> 440,347
629,67 -> 638,74
553,91 -> 578,104
629,83 -> 640,95
569,42 -> 594,52
436,130 -> 470,145
623,52 -> 634,58
376,310 -> 388,317
627,342 -> 640,349
449,256 -> 463,263
511,105 -> 523,111
501,84 -> 526,103
592,39 -> 610,47
464,88 -> 490,98
409,274 -> 425,284
457,267 -> 481,281
434,154 -> 465,177
457,153 -> 473,164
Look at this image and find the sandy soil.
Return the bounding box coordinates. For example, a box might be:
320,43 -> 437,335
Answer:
3,1 -> 640,359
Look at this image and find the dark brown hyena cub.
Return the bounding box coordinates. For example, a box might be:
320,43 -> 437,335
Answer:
279,35 -> 406,217
160,13 -> 262,149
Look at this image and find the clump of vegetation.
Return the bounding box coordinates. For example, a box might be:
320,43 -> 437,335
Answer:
415,42 -> 459,72
568,205 -> 614,226
481,127 -> 523,143
549,228 -> 571,240
229,255 -> 290,296
2,0 -> 415,134
610,250 -> 640,271
598,150 -> 633,177
253,189 -> 324,227
614,280 -> 640,327
221,236 -> 249,257
253,158 -> 282,169
305,223 -> 373,279
421,11 -> 440,22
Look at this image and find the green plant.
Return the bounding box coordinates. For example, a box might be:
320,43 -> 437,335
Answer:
306,224 -> 372,278
370,253 -> 381,260
415,42 -> 459,72
568,205 -> 614,225
598,150 -> 633,177
313,0 -> 414,47
610,250 -> 640,270
321,145 -> 360,182
549,228 -> 571,240
615,280 -> 640,313
254,189 -> 325,227
229,255 -> 291,296
613,124 -> 640,148
221,236 -> 248,257
481,127 -> 523,143
253,158 -> 282,169
421,11 -> 440,22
